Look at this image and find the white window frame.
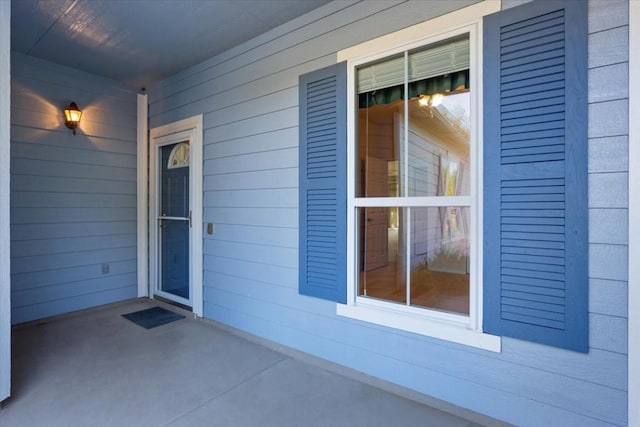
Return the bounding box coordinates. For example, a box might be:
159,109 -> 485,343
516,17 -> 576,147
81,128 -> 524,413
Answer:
336,1 -> 501,352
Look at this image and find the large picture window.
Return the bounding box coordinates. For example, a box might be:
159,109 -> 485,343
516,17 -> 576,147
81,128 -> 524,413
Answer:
355,34 -> 472,318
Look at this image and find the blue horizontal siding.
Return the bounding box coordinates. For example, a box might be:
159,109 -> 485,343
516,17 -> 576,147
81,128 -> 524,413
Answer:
10,221 -> 137,241
204,148 -> 297,175
590,313 -> 628,354
589,209 -> 628,244
204,259 -> 297,289
148,1 -> 479,118
12,260 -> 137,291
11,273 -> 137,307
10,208 -> 136,224
11,178 -> 135,196
10,79 -> 137,117
204,207 -> 297,228
11,286 -> 136,325
11,126 -> 136,154
11,235 -> 135,257
590,278 -> 628,319
589,63 -> 628,103
11,160 -> 136,183
500,337 -> 627,391
148,0 -> 629,425
11,141 -> 137,168
589,172 -> 628,208
11,192 -> 137,209
10,108 -> 136,142
588,136 -> 628,173
203,127 -> 298,160
204,108 -> 298,142
204,188 -> 298,208
11,54 -> 137,96
588,0 -> 628,32
210,223 -> 296,248
589,99 -> 628,138
11,247 -> 136,275
203,169 -> 297,191
10,52 -> 138,323
589,243 -> 628,282
588,26 -> 628,69
204,245 -> 297,269
588,72 -> 629,374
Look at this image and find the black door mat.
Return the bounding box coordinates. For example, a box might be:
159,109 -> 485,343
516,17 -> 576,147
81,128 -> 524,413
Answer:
122,306 -> 185,329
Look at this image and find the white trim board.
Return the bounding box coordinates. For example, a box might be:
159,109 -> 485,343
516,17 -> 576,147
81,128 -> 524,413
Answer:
137,94 -> 148,298
149,116 -> 204,317
628,2 -> 639,425
0,0 -> 11,403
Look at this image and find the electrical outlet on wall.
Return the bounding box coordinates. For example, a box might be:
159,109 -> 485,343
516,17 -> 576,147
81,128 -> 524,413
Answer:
101,263 -> 110,274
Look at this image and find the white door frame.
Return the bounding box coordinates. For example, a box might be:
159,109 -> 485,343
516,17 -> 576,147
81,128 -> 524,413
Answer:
148,115 -> 203,316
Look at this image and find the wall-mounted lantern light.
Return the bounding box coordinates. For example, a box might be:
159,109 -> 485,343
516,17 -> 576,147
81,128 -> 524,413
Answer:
63,102 -> 82,135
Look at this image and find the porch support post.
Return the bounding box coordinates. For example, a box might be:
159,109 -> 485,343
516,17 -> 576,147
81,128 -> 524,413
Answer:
137,94 -> 149,298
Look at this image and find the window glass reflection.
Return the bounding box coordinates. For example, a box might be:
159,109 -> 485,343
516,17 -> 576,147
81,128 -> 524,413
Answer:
358,207 -> 469,315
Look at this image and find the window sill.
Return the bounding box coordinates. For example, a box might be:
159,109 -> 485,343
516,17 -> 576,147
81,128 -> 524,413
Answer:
336,302 -> 501,352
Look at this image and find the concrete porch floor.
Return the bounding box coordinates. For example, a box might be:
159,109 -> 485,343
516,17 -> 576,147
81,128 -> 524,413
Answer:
0,298 -> 506,427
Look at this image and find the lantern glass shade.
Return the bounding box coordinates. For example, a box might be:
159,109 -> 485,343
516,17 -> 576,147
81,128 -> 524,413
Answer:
64,102 -> 82,133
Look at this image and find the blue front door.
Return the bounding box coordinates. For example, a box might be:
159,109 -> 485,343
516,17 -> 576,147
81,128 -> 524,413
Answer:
158,142 -> 190,304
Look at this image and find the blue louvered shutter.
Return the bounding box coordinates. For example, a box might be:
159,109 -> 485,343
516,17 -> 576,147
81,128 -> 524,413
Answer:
298,62 -> 347,303
483,0 -> 588,352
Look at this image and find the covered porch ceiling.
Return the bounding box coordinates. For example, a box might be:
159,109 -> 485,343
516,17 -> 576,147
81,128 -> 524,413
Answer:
10,0 -> 332,88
